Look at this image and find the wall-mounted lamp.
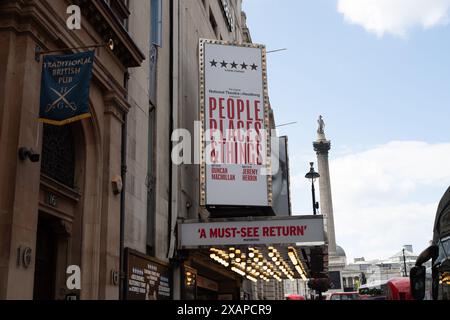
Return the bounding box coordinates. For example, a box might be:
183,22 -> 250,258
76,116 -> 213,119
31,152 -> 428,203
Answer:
18,147 -> 40,163
107,39 -> 115,51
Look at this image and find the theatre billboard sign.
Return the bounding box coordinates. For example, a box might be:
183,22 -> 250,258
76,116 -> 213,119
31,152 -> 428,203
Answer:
199,39 -> 272,209
179,216 -> 325,248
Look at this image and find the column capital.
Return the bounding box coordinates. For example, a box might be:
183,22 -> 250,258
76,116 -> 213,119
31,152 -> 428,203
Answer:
313,140 -> 331,154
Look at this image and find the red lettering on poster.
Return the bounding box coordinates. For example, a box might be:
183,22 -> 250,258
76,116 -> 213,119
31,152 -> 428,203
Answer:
198,225 -> 308,240
207,97 -> 264,166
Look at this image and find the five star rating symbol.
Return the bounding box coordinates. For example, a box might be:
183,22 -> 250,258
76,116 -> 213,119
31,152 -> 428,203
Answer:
209,60 -> 258,71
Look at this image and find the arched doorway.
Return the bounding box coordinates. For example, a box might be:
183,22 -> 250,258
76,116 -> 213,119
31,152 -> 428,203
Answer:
34,122 -> 84,300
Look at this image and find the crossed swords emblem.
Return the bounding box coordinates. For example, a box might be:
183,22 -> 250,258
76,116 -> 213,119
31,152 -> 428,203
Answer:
45,85 -> 77,113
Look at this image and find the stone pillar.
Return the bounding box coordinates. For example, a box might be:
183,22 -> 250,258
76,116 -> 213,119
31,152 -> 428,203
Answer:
313,131 -> 337,255
99,95 -> 129,300
0,30 -> 43,299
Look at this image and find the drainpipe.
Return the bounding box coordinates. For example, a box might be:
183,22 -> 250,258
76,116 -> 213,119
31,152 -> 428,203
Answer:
168,0 -> 181,300
168,0 -> 179,261
119,73 -> 129,300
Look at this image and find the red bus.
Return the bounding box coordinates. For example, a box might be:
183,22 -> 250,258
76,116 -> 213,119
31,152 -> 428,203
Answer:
384,277 -> 413,300
359,277 -> 413,300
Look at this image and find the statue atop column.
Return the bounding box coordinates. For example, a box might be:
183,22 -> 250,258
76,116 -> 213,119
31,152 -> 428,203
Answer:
317,115 -> 326,141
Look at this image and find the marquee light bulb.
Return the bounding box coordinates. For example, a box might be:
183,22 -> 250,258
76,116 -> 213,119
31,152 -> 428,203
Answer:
288,251 -> 298,266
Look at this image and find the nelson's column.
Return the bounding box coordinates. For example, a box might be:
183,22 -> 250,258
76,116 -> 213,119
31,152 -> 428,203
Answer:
313,116 -> 347,284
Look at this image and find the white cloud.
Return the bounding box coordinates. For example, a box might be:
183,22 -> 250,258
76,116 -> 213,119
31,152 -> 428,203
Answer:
337,0 -> 450,37
328,141 -> 450,261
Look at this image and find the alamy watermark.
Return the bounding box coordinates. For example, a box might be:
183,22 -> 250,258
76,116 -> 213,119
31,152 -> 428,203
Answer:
66,5 -> 81,30
66,265 -> 81,290
171,123 -> 280,176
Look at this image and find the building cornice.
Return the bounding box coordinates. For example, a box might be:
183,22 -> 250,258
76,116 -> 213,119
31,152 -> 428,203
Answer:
0,0 -> 133,107
74,0 -> 145,68
104,91 -> 130,122
0,0 -> 145,68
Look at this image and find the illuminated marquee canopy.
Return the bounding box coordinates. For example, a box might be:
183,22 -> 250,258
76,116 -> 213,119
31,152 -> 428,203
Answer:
179,216 -> 324,247
179,216 -> 326,282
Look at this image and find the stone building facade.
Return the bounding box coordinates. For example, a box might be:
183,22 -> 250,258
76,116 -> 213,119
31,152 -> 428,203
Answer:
0,0 -> 145,299
0,0 -> 288,300
169,0 -> 257,300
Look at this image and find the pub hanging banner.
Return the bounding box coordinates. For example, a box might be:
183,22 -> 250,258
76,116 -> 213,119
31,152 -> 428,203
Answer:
39,51 -> 94,125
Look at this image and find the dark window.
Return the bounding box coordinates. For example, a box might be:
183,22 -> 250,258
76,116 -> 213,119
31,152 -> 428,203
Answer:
105,0 -> 130,29
209,9 -> 218,37
151,0 -> 163,46
41,124 -> 75,188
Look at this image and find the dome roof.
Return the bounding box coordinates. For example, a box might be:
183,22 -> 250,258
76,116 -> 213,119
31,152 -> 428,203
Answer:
336,245 -> 346,257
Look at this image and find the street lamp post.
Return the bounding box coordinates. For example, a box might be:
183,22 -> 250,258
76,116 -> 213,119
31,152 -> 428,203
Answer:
305,162 -> 320,215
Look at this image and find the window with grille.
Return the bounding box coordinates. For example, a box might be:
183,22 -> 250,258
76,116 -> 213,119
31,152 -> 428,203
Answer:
41,124 -> 76,188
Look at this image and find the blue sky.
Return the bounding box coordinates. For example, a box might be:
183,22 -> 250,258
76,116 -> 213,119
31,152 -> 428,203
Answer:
243,0 -> 450,261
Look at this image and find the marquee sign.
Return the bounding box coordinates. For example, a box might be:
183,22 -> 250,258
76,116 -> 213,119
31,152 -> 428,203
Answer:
179,216 -> 325,247
199,39 -> 272,208
219,0 -> 235,33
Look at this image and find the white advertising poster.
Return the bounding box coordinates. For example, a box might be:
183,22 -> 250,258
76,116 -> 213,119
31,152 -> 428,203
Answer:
179,217 -> 325,247
200,39 -> 271,207
272,136 -> 291,216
